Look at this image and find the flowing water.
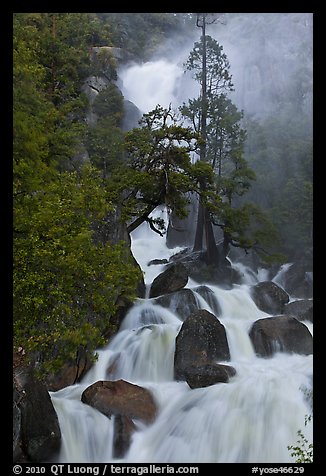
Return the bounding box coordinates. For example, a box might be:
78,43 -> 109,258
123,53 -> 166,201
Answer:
50,209 -> 313,463
50,28 -> 313,461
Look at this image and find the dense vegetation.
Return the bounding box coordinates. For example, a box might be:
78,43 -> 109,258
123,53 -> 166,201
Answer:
13,13 -> 141,374
13,13 -> 313,377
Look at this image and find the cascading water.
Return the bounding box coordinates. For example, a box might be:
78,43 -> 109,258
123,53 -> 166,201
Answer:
50,24 -> 313,461
50,208 -> 313,463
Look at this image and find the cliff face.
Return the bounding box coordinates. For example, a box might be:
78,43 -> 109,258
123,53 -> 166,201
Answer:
83,46 -> 141,128
212,13 -> 313,118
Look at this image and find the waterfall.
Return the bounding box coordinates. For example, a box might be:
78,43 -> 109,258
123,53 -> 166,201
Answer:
50,216 -> 313,463
50,30 -> 313,461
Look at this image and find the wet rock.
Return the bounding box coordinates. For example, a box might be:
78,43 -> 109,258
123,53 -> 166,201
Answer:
279,262 -> 313,299
13,366 -> 61,463
113,414 -> 136,458
169,248 -> 242,287
250,281 -> 289,314
81,379 -> 157,424
155,289 -> 199,320
149,263 -> 189,298
284,299 -> 313,323
184,363 -> 236,389
249,315 -> 313,357
194,285 -> 222,317
148,258 -> 169,266
174,309 -> 230,380
45,347 -> 93,392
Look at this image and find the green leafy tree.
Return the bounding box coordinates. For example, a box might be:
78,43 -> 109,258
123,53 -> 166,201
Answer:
107,105 -> 218,236
14,165 -> 142,375
182,21 -> 283,264
13,14 -> 142,376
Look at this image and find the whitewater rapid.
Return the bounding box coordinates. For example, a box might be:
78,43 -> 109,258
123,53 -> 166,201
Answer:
50,209 -> 313,464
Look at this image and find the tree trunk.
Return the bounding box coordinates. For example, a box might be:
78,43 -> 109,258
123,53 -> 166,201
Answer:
193,202 -> 205,251
193,15 -> 208,254
222,230 -> 231,261
204,208 -> 220,265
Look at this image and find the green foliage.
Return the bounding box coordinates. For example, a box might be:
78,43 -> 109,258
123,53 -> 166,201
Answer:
92,84 -> 124,122
184,36 -> 234,93
96,13 -> 181,59
106,105 -> 216,234
14,165 -> 142,374
288,415 -> 313,463
182,35 -> 280,260
86,116 -> 124,175
13,13 -> 142,376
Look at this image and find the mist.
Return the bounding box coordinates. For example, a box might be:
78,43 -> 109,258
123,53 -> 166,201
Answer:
118,13 -> 313,260
119,13 -> 313,120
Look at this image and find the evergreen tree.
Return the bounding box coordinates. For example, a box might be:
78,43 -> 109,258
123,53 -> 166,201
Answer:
182,18 -> 283,264
107,105 -> 217,236
13,13 -> 142,376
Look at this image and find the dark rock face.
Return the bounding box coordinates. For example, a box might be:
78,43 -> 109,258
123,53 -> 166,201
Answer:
122,99 -> 142,131
184,363 -> 236,389
284,299 -> 313,323
149,263 -> 189,298
249,315 -> 313,357
113,414 -> 136,458
155,289 -> 199,320
13,367 -> 61,463
81,379 -> 157,424
174,309 -> 230,381
250,281 -> 289,314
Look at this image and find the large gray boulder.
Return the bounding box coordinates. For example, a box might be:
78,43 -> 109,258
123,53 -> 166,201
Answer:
249,315 -> 313,357
279,262 -> 313,299
149,263 -> 189,298
174,309 -> 230,381
284,299 -> 313,323
250,281 -> 289,314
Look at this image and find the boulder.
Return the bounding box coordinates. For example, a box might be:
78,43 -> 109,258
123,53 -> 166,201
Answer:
284,299 -> 313,323
149,263 -> 189,298
81,379 -> 157,424
184,363 -> 236,389
174,309 -> 230,380
277,262 -> 313,299
155,289 -> 199,320
113,414 -> 136,458
13,366 -> 61,463
250,281 -> 289,314
249,315 -> 313,357
169,248 -> 242,287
